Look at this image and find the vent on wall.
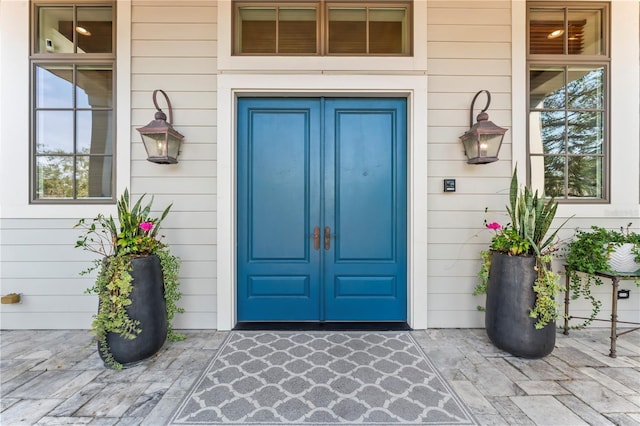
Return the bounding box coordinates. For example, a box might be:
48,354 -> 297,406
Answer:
529,20 -> 586,55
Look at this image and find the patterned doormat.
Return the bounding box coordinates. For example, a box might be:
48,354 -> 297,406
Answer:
170,331 -> 476,425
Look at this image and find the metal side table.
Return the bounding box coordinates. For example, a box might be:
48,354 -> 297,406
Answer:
563,266 -> 640,358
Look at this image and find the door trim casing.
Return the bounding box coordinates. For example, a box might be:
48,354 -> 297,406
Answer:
217,74 -> 428,330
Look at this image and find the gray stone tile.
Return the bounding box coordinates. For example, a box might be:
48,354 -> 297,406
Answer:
556,395 -> 617,426
545,354 -> 592,380
2,328 -> 639,425
87,418 -> 119,425
114,417 -> 143,425
459,361 -> 523,397
140,397 -> 183,426
473,414 -> 511,425
510,395 -> 588,425
564,337 -> 636,368
579,367 -> 638,395
560,380 -> 640,413
504,357 -> 570,381
0,397 -> 20,411
450,380 -> 499,416
76,382 -> 149,418
550,344 -> 607,367
486,357 -> 530,382
7,370 -> 85,399
488,396 -> 536,426
0,398 -> 65,425
604,413 -> 640,426
516,380 -> 570,395
36,416 -> 94,424
123,382 -> 171,418
48,382 -> 107,417
628,412 -> 640,423
1,358 -> 48,383
0,369 -> 44,395
596,367 -> 640,391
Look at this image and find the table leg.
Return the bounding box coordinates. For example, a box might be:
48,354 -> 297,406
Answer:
609,277 -> 619,358
564,268 -> 570,335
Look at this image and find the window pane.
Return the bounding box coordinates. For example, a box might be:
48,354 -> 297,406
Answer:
77,111 -> 113,155
369,8 -> 407,54
569,9 -> 602,56
567,67 -> 604,110
329,8 -> 366,54
237,7 -> 276,53
77,6 -> 113,54
530,67 -> 565,109
77,65 -> 113,108
38,6 -> 74,53
78,156 -> 113,198
542,155 -> 566,198
567,111 -> 604,154
568,156 -> 603,198
35,156 -> 74,199
36,111 -> 74,154
529,8 -> 565,55
530,111 -> 565,154
279,8 -> 317,54
36,65 -> 73,108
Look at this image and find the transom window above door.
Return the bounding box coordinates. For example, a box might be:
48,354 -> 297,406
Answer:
233,1 -> 412,56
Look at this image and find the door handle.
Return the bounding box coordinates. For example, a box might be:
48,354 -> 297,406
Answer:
324,226 -> 331,250
313,226 -> 320,250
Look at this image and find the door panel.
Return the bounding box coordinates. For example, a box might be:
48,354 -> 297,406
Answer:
324,99 -> 407,321
237,99 -> 321,321
237,97 -> 406,322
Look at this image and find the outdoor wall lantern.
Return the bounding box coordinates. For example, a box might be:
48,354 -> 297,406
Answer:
137,89 -> 184,164
459,90 -> 508,164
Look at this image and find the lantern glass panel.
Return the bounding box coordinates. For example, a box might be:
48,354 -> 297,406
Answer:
479,133 -> 502,158
462,134 -> 479,160
141,133 -> 169,158
167,135 -> 181,159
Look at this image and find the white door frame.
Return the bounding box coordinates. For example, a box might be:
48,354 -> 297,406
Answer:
216,74 -> 429,330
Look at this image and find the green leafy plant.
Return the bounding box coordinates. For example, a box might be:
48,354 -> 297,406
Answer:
564,224 -> 640,328
75,189 -> 185,369
475,166 -> 571,329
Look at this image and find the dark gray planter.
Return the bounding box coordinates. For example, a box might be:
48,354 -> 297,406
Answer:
485,252 -> 555,358
100,254 -> 168,367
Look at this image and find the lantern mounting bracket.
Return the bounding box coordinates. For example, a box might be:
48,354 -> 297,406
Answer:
152,89 -> 173,123
469,89 -> 491,127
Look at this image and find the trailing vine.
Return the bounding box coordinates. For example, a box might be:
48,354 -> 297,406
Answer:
157,248 -> 186,342
76,189 -> 184,369
564,225 -> 640,329
474,166 -> 570,331
473,250 -> 492,312
530,254 -> 562,330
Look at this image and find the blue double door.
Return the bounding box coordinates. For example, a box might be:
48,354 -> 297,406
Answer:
237,98 -> 407,322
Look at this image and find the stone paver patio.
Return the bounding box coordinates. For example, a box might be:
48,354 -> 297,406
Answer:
1,328 -> 639,425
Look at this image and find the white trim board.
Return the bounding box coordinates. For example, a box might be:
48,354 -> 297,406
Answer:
216,74 -> 429,330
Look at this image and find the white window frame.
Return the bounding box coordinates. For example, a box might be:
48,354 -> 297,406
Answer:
218,0 -> 427,72
0,0 -> 130,219
512,0 -> 640,218
215,74 -> 429,330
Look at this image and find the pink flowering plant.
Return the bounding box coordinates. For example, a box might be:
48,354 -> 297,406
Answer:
75,189 -> 184,368
75,189 -> 171,257
475,166 -> 571,329
485,221 -> 532,256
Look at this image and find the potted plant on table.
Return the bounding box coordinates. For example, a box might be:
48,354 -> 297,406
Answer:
565,224 -> 640,328
474,167 -> 570,358
75,189 -> 185,369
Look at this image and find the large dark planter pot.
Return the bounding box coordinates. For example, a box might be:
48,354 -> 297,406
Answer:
99,254 -> 168,367
485,252 -> 556,358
